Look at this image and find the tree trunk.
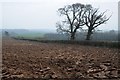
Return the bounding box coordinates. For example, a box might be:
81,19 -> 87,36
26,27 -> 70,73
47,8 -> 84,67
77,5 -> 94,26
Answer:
70,27 -> 78,40
70,33 -> 75,40
86,29 -> 92,40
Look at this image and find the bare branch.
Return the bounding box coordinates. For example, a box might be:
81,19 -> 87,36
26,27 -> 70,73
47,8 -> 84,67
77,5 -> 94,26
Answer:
83,7 -> 111,40
93,15 -> 111,28
56,3 -> 86,40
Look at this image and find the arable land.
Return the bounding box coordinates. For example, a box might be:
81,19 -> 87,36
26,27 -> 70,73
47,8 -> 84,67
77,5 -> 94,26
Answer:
2,38 -> 120,79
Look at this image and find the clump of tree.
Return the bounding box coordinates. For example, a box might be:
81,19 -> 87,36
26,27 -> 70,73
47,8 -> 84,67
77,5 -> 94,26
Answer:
4,31 -> 10,37
56,3 -> 111,40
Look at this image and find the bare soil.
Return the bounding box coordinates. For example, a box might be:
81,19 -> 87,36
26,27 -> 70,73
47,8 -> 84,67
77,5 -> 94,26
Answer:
2,38 -> 120,79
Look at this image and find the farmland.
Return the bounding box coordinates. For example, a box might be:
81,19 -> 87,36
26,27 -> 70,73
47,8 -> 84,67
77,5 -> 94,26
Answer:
2,37 -> 120,79
1,1 -> 119,79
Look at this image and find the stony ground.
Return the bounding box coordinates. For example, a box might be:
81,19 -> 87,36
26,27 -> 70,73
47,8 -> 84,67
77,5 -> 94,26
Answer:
2,38 -> 120,79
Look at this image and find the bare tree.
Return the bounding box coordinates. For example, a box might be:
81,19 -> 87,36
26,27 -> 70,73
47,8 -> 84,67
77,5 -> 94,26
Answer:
56,3 -> 86,40
84,7 -> 111,40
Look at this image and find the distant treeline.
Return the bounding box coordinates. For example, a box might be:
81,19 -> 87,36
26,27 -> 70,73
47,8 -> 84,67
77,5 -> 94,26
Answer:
10,30 -> 119,48
2,29 -> 119,42
44,31 -> 118,41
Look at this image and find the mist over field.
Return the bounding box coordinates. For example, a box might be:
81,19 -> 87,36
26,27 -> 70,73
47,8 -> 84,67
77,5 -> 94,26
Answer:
1,28 -> 118,42
0,1 -> 118,31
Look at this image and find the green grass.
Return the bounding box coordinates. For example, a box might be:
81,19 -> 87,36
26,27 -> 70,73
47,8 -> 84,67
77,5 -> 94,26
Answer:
15,33 -> 45,39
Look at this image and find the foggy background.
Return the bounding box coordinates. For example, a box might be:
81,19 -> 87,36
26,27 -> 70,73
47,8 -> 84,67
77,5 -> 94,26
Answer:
0,0 -> 119,31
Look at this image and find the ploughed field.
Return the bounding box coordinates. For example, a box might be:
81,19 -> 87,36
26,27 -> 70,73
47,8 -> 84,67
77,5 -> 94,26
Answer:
2,38 -> 120,79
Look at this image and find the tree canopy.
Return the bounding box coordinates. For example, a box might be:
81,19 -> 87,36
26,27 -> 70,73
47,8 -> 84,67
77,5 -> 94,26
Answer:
56,3 -> 111,40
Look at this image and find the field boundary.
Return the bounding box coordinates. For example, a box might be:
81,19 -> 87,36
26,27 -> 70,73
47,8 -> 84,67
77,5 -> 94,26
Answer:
13,37 -> 120,48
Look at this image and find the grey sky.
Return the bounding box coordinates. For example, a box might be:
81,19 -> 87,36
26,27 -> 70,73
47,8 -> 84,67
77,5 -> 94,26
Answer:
0,0 -> 119,31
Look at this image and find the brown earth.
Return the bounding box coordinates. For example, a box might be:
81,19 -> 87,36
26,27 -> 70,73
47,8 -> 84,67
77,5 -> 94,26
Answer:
2,38 -> 120,79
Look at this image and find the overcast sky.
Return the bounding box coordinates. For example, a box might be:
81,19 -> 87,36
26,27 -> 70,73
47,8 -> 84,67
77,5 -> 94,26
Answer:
0,0 -> 119,31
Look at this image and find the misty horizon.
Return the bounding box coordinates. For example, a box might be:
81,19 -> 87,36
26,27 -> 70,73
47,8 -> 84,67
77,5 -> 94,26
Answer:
0,0 -> 119,31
